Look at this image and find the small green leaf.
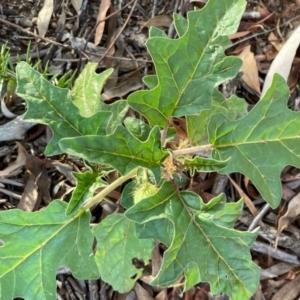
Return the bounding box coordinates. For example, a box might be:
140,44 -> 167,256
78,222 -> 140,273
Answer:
177,155 -> 230,176
187,89 -> 248,145
0,200 -> 98,300
66,170 -> 107,215
92,214 -> 153,293
209,74 -> 300,208
128,0 -> 246,127
125,181 -> 259,300
71,63 -> 128,133
71,63 -> 113,116
59,126 -> 168,182
124,117 -> 152,141
16,62 -> 111,155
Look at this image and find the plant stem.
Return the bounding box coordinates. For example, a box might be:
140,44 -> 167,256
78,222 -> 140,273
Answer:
83,168 -> 138,211
172,144 -> 213,156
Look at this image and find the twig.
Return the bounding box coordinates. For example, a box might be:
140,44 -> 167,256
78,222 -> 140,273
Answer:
251,240 -> 300,265
82,0 -> 136,53
151,0 -> 158,18
0,17 -> 68,49
227,14 -> 300,50
248,203 -> 270,231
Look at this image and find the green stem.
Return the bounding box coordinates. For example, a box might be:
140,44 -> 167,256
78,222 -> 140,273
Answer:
83,168 -> 138,211
172,144 -> 213,156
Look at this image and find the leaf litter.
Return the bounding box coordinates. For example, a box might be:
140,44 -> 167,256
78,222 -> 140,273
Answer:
2,0 -> 300,299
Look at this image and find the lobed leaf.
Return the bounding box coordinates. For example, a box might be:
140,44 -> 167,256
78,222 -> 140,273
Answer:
16,62 -> 111,155
0,201 -> 99,300
209,74 -> 300,208
187,89 -> 248,145
176,155 -> 230,176
71,63 -> 128,133
59,126 -> 168,182
128,0 -> 246,127
66,170 -> 107,215
92,214 -> 153,293
125,182 -> 259,300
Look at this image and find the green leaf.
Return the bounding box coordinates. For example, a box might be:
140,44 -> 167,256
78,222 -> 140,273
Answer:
177,156 -> 230,176
135,219 -> 174,247
0,200 -> 99,300
16,62 -> 112,155
71,63 -> 128,133
187,89 -> 248,145
125,181 -> 259,300
124,117 -> 152,141
66,170 -> 107,215
92,214 -> 154,293
59,126 -> 168,182
71,63 -> 113,116
209,74 -> 300,208
127,0 -> 246,127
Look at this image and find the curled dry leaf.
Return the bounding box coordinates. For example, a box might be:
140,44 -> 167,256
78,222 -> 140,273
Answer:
268,32 -> 284,52
276,193 -> 300,248
0,115 -> 36,142
260,262 -> 295,280
262,24 -> 300,97
227,175 -> 258,217
140,15 -> 173,30
37,0 -> 54,37
94,0 -> 111,46
271,273 -> 300,300
238,45 -> 261,94
1,97 -> 17,118
0,142 -> 27,178
102,71 -> 143,100
18,175 -> 41,212
25,155 -> 52,205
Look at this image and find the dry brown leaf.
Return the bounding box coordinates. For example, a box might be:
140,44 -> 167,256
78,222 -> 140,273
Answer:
229,31 -> 250,40
26,155 -> 52,205
94,0 -> 111,46
271,273 -> 300,300
268,32 -> 284,52
71,0 -> 83,14
18,175 -> 41,212
51,161 -> 76,185
287,58 -> 300,92
140,15 -> 173,30
154,290 -> 167,300
102,71 -> 143,100
260,262 -> 295,280
0,142 -> 27,178
133,282 -> 154,300
238,45 -> 261,94
276,193 -> 300,249
37,0 -> 54,38
262,24 -> 300,97
0,115 -> 36,142
227,175 -> 258,217
244,176 -> 260,199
